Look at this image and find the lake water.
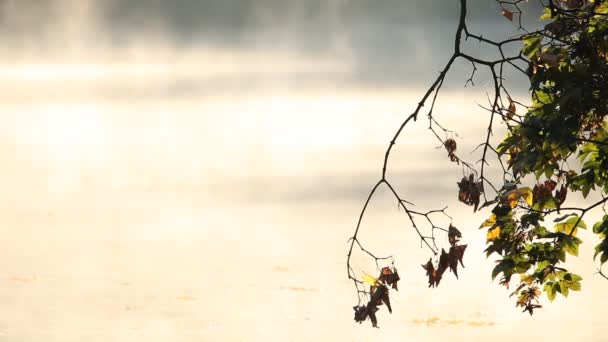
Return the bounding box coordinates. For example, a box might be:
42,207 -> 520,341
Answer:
1,55 -> 607,341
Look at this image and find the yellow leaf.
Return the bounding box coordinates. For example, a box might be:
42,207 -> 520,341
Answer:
505,191 -> 519,208
517,187 -> 534,206
504,187 -> 533,208
480,214 -> 497,229
520,274 -> 534,285
362,272 -> 379,286
555,223 -> 577,237
487,227 -> 501,242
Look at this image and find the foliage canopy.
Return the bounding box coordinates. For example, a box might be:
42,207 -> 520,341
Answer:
347,0 -> 608,327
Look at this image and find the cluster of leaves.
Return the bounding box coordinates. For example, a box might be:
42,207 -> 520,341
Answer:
347,0 -> 608,325
487,0 -> 608,313
421,225 -> 468,287
458,174 -> 484,211
353,267 -> 400,328
478,182 -> 584,314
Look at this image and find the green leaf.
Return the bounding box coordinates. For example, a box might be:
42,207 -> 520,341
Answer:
558,282 -> 569,297
593,216 -> 608,235
565,216 -> 587,229
522,35 -> 542,58
569,281 -> 581,291
555,216 -> 586,236
539,7 -> 552,20
564,240 -> 580,256
544,282 -> 556,301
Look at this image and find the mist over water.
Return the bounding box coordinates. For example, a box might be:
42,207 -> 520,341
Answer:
1,1 -> 607,341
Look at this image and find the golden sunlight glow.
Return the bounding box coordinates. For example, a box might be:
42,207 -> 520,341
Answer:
27,106 -> 107,161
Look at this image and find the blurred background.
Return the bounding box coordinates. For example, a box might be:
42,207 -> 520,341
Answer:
0,0 -> 606,341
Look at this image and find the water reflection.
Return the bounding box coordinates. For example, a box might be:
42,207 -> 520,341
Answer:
0,50 -> 606,341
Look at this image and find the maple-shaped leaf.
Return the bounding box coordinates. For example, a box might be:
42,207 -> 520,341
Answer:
448,244 -> 467,278
523,304 -> 542,316
457,175 -> 483,211
448,224 -> 462,246
504,187 -> 533,208
371,285 -> 392,314
438,249 -> 449,275
362,272 -> 380,286
502,9 -> 514,21
487,227 -> 501,242
422,259 -> 442,288
367,304 -> 379,328
457,245 -> 467,265
378,267 -> 400,291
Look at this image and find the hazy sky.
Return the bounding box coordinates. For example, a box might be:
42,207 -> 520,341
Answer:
0,0 -> 542,87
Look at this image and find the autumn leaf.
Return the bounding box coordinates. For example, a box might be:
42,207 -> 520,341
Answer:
505,187 -> 533,208
444,138 -> 459,163
533,180 -> 557,203
480,214 -> 497,228
448,244 -> 467,278
502,9 -> 514,21
378,267 -> 400,291
507,101 -> 516,120
487,227 -> 501,241
448,224 -> 462,246
438,249 -> 449,273
422,258 -> 443,288
555,216 -> 586,236
458,175 -> 483,211
362,272 -> 380,286
371,285 -> 392,313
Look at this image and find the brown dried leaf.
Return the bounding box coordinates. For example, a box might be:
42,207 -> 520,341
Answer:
533,180 -> 557,203
556,186 -> 568,209
507,101 -> 516,120
448,224 -> 462,247
457,175 -> 483,211
378,267 -> 400,291
448,244 -> 467,278
422,258 -> 442,288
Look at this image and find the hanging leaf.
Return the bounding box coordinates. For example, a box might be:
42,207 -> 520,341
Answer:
533,180 -> 557,203
438,249 -> 449,274
422,258 -> 443,288
487,227 -> 501,241
367,305 -> 379,328
378,267 -> 400,291
371,285 -> 392,313
506,101 -> 516,120
555,215 -> 586,236
448,244 -> 467,278
480,214 -> 497,228
448,224 -> 462,246
444,138 -> 459,163
504,187 -> 533,208
502,9 -> 514,21
353,305 -> 369,324
458,175 -> 483,211
362,272 -> 380,286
